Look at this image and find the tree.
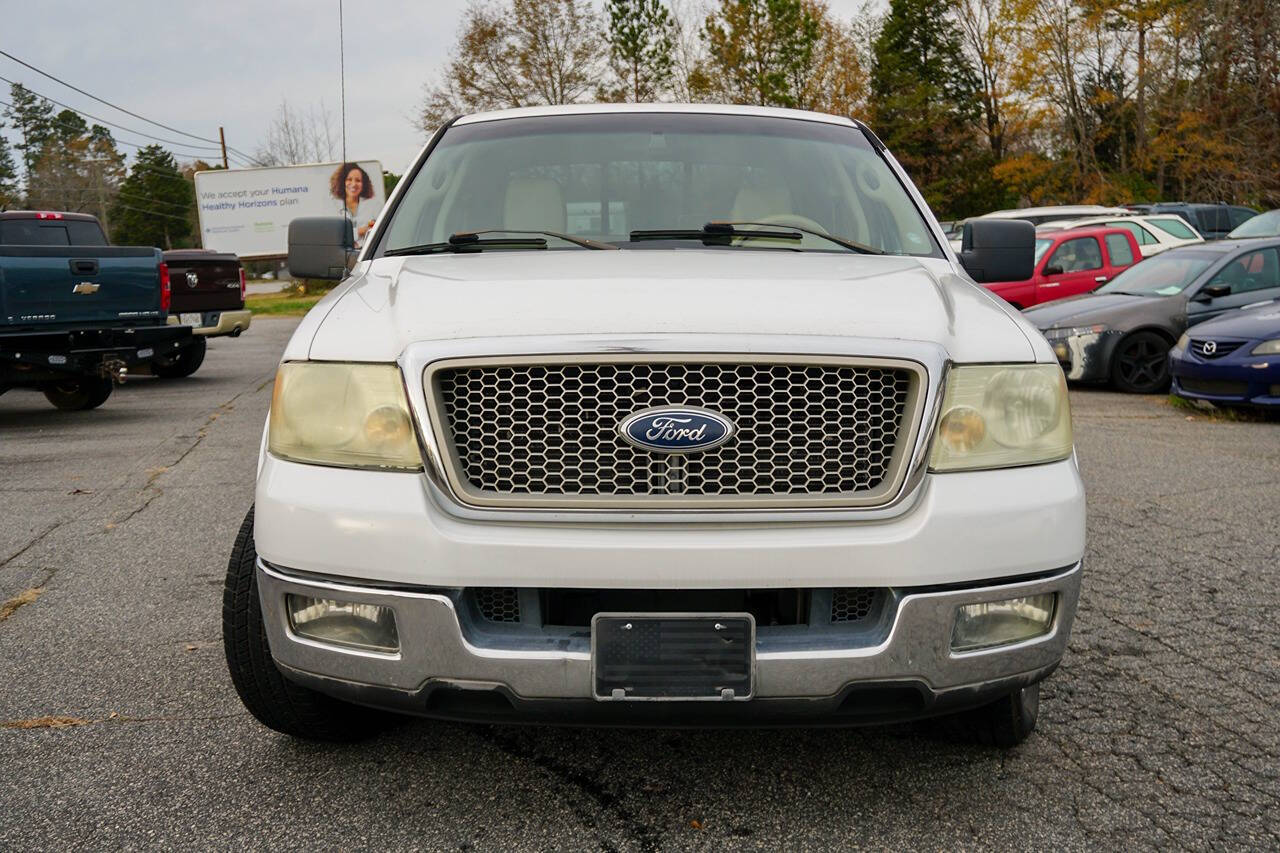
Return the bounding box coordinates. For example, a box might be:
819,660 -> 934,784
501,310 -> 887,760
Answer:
3,83 -> 55,200
0,133 -> 17,208
110,145 -> 193,249
25,109 -> 126,228
418,0 -> 606,132
255,99 -> 338,166
604,0 -> 676,102
698,0 -> 822,108
871,0 -> 985,215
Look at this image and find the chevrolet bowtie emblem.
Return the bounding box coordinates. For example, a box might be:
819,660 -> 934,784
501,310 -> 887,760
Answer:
72,282 -> 100,295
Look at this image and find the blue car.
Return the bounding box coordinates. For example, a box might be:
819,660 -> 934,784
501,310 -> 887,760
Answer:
1169,300 -> 1280,407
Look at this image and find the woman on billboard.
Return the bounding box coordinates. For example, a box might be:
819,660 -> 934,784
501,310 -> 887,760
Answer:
330,162 -> 378,247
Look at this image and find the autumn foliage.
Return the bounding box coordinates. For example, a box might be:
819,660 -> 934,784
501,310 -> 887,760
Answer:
420,0 -> 1279,218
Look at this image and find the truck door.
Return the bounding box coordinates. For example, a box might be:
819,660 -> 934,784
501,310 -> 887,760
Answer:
1038,236 -> 1105,302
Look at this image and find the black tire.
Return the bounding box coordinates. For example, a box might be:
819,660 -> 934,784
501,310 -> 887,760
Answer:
151,337 -> 207,378
222,506 -> 398,741
1110,330 -> 1171,393
945,682 -> 1040,748
42,377 -> 113,411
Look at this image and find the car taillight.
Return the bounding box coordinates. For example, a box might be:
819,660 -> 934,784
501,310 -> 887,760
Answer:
159,262 -> 171,312
239,267 -> 246,301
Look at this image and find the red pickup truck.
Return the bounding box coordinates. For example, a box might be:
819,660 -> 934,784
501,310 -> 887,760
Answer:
982,226 -> 1143,308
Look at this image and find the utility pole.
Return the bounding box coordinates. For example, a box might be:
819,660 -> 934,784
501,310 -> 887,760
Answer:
219,126 -> 229,169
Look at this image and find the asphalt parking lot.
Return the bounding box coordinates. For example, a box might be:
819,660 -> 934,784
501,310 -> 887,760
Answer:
1,316 -> 1277,850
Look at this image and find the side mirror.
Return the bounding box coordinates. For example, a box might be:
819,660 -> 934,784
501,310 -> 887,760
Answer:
288,217 -> 356,280
1196,282 -> 1232,301
1043,264 -> 1064,277
959,219 -> 1035,283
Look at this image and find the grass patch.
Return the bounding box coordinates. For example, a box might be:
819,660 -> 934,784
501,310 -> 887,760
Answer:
246,290 -> 324,317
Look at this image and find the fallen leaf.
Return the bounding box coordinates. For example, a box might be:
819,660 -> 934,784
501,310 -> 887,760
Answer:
690,820 -> 703,831
0,587 -> 43,622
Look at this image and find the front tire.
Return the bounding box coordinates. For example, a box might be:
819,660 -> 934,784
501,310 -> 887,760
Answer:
151,337 -> 207,378
1110,331 -> 1171,393
222,507 -> 398,741
42,377 -> 113,411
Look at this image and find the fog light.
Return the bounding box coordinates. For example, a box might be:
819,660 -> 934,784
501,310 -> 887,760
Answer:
287,594 -> 399,653
951,593 -> 1056,652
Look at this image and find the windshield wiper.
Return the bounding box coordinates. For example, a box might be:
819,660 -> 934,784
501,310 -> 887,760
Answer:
385,229 -> 615,256
629,222 -> 804,247
719,221 -> 884,254
628,221 -> 882,254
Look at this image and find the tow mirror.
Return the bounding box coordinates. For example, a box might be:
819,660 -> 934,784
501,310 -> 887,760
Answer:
288,217 -> 356,280
959,219 -> 1035,283
1043,264 -> 1064,277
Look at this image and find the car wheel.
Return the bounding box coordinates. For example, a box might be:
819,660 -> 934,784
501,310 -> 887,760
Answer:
222,506 -> 399,741
151,337 -> 207,378
42,377 -> 113,411
1110,331 -> 1171,393
945,683 -> 1040,748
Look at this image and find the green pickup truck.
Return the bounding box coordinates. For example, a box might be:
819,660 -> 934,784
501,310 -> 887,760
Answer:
0,210 -> 190,410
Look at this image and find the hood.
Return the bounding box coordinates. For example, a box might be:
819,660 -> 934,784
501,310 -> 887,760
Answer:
1023,292 -> 1170,329
1191,300 -> 1280,339
299,250 -> 1038,363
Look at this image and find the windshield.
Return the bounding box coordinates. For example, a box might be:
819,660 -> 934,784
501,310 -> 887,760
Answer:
1227,209 -> 1280,239
377,113 -> 939,257
1095,251 -> 1218,295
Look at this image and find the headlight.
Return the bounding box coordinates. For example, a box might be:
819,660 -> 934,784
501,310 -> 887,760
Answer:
1251,339 -> 1280,355
1042,324 -> 1106,341
929,364 -> 1073,472
1175,332 -> 1190,351
269,362 -> 423,470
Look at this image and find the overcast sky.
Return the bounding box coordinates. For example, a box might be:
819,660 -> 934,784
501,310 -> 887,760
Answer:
3,0 -> 879,175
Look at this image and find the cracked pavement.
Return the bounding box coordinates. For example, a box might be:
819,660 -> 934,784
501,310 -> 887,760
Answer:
1,318 -> 1277,850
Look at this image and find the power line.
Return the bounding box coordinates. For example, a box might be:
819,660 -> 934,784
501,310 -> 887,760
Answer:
0,49 -> 262,164
34,184 -> 195,212
0,97 -> 228,161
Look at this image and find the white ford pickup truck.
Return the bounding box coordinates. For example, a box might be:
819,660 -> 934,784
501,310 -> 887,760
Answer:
223,104 -> 1085,747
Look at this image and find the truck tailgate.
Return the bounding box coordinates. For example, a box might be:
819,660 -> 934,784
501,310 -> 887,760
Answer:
1,246 -> 163,327
164,252 -> 243,313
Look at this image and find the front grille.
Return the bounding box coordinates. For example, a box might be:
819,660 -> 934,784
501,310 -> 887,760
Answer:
428,357 -> 921,509
831,588 -> 877,622
474,587 -> 521,622
1179,378 -> 1249,395
1190,339 -> 1244,359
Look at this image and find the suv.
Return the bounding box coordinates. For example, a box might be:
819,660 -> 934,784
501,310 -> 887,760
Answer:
1148,203 -> 1257,240
223,105 -> 1085,747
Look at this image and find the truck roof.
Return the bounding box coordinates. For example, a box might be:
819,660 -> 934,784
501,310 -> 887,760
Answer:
454,102 -> 860,129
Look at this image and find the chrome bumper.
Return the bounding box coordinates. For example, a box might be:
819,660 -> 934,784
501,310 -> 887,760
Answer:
257,560 -> 1081,719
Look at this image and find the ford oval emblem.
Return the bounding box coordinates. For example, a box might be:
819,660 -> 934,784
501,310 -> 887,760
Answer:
618,407 -> 735,454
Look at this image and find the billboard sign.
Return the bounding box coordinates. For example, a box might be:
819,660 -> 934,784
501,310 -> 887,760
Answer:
194,160 -> 385,258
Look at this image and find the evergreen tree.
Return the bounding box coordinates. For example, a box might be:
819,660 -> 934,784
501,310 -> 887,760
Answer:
870,0 -> 985,215
0,133 -> 17,208
700,0 -> 821,108
3,83 -> 56,199
110,145 -> 192,249
605,0 -> 676,102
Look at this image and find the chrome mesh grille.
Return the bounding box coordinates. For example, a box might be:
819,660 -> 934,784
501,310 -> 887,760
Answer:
430,358 -> 918,507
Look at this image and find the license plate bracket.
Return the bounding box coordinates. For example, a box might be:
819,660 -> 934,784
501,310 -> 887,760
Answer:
591,613 -> 754,701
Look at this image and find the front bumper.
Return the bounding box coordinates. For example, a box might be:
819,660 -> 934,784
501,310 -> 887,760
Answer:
1170,347 -> 1280,407
258,560 -> 1081,724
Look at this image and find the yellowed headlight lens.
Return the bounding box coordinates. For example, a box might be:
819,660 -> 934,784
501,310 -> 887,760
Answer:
930,364 -> 1072,472
269,362 -> 422,471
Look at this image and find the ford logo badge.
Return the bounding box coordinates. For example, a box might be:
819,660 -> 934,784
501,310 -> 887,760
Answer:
618,407 -> 735,454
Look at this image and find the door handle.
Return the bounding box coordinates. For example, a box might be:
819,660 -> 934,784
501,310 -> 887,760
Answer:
1042,282 -> 1060,287
1095,276 -> 1109,283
